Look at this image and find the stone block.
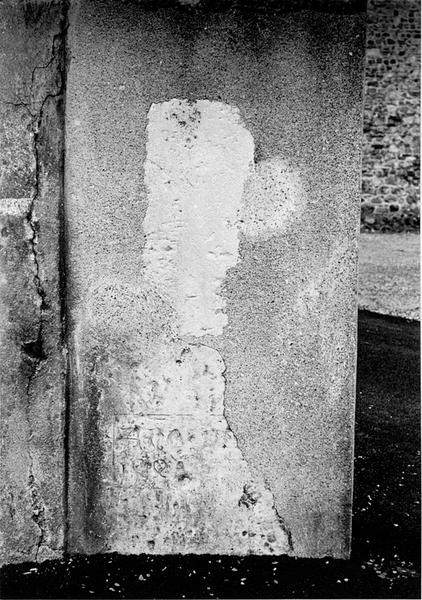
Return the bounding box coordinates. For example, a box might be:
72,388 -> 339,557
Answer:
66,0 -> 366,559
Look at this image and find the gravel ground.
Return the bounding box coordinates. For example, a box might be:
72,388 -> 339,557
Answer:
0,311 -> 420,599
359,233 -> 420,320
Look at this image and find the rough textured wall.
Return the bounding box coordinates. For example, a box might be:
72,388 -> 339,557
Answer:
0,1 -> 66,564
66,0 -> 365,559
362,0 -> 420,231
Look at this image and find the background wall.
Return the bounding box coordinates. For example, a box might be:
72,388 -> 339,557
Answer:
362,0 -> 420,232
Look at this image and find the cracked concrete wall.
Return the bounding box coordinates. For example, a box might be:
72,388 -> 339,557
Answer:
66,0 -> 365,559
0,1 -> 67,564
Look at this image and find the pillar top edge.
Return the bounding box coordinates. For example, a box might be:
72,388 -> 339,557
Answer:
81,0 -> 366,15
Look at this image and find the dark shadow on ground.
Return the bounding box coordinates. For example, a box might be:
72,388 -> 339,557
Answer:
1,311 -> 420,599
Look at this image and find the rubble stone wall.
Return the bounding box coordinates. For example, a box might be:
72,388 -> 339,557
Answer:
362,0 -> 420,231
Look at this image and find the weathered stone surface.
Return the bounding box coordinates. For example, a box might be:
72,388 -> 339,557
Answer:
66,0 -> 365,558
0,1 -> 66,565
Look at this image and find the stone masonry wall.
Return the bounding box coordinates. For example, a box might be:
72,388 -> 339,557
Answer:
362,0 -> 420,231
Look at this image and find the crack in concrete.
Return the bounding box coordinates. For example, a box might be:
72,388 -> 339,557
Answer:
8,492 -> 15,521
2,26 -> 68,117
24,16 -> 68,374
22,5 -> 69,561
28,473 -> 46,561
24,23 -> 66,407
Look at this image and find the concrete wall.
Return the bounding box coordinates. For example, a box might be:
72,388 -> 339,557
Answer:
0,0 -> 67,564
65,0 -> 365,559
362,0 -> 420,231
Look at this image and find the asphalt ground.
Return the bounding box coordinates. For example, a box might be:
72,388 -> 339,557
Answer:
1,310 -> 420,599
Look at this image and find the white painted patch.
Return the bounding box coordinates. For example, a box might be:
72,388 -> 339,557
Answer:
143,99 -> 254,337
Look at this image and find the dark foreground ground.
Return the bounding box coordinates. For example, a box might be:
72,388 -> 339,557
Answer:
1,310 -> 420,599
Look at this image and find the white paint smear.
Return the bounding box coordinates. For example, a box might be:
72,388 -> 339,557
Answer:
143,99 -> 254,336
240,158 -> 306,240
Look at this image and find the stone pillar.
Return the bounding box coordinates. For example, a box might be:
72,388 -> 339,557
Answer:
0,0 -> 366,565
65,0 -> 365,559
0,1 -> 67,564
